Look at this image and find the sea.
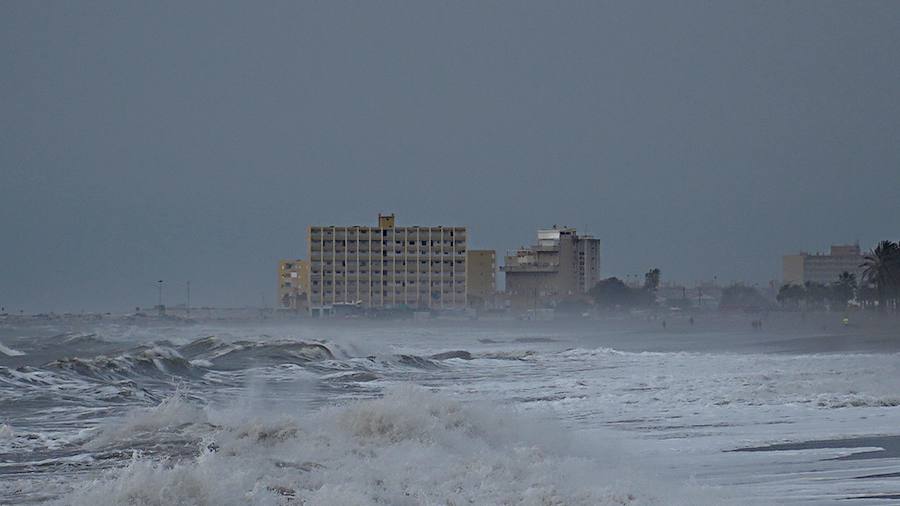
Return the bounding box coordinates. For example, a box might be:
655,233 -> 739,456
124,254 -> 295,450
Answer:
1,314 -> 899,505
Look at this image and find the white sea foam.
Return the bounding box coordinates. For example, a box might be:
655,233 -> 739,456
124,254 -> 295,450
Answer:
61,386 -> 722,506
87,391 -> 209,449
8,322 -> 900,505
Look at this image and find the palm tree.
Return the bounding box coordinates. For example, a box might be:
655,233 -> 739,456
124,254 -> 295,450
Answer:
860,240 -> 900,312
830,271 -> 857,310
777,283 -> 804,309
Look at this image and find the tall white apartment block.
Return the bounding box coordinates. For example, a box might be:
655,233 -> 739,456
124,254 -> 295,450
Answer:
307,214 -> 467,312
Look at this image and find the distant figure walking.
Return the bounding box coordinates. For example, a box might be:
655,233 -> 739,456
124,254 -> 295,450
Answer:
662,320 -> 667,329
689,316 -> 694,326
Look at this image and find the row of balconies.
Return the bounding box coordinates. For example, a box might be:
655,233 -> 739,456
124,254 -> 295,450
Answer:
312,276 -> 465,284
311,262 -> 465,270
312,271 -> 465,276
310,272 -> 466,284
311,272 -> 465,278
311,290 -> 466,298
310,253 -> 466,261
313,260 -> 466,266
310,237 -> 467,245
311,287 -> 466,293
310,232 -> 467,242
312,259 -> 465,266
501,262 -> 561,273
310,247 -> 467,255
310,226 -> 465,232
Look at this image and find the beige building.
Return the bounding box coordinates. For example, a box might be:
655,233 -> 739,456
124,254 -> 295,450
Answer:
278,259 -> 309,311
307,214 -> 468,313
465,250 -> 497,309
502,226 -> 601,307
783,244 -> 863,285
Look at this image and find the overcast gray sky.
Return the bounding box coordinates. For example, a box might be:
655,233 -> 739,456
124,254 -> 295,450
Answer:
2,1 -> 899,312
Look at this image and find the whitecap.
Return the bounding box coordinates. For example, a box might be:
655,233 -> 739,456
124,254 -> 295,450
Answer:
0,342 -> 25,357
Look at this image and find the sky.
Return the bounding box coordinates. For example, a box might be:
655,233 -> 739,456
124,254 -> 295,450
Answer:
2,1 -> 899,312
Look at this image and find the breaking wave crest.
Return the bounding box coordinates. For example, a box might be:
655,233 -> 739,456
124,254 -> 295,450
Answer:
47,346 -> 203,382
176,337 -> 334,370
59,387 -> 713,506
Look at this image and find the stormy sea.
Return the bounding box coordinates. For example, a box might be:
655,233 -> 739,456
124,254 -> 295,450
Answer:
2,315 -> 899,505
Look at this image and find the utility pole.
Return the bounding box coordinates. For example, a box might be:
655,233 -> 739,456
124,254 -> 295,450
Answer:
157,280 -> 165,316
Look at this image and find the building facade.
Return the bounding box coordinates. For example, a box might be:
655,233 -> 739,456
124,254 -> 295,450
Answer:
307,214 -> 467,312
278,259 -> 309,311
465,250 -> 497,309
783,244 -> 863,285
502,226 -> 601,307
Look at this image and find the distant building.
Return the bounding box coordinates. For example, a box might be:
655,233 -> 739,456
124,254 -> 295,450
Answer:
502,226 -> 600,307
783,244 -> 863,285
278,260 -> 309,311
465,250 -> 497,309
307,214 -> 468,313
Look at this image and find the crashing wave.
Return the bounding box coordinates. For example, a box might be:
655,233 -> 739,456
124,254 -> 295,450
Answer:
87,392 -> 210,450
176,337 -> 333,370
46,346 -> 202,382
58,387 -> 709,506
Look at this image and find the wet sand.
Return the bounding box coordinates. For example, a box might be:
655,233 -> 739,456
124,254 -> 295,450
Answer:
735,435 -> 900,461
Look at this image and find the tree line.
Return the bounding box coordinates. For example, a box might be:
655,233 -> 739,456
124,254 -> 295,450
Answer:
587,268 -> 660,309
777,240 -> 900,312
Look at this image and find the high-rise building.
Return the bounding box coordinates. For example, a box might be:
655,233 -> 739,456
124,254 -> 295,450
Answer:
502,226 -> 601,307
307,214 -> 467,313
465,250 -> 497,309
782,244 -> 863,285
278,259 -> 309,311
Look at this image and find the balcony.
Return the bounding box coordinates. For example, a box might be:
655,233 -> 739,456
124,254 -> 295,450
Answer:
501,262 -> 560,273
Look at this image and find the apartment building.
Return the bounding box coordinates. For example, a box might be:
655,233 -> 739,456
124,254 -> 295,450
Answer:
278,259 -> 309,311
783,244 -> 863,285
503,226 -> 601,307
307,214 -> 467,313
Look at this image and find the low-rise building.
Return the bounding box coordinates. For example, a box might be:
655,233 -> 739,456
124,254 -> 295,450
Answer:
278,259 -> 309,311
465,250 -> 497,309
502,226 -> 600,308
783,244 -> 863,285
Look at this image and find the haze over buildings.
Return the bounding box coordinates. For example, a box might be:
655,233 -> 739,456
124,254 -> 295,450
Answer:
3,2 -> 900,312
783,244 -> 864,286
